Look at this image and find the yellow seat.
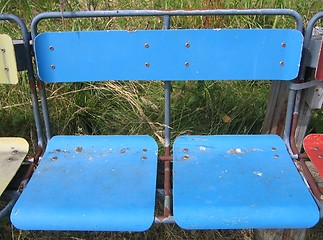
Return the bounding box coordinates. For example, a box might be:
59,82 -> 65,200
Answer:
0,137 -> 28,195
0,34 -> 18,84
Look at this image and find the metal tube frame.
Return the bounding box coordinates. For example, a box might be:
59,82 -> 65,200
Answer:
0,13 -> 44,220
288,12 -> 323,204
29,9 -> 304,223
0,14 -> 44,147
31,9 -> 303,36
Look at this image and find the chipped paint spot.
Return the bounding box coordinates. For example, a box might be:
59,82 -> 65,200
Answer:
228,148 -> 262,155
14,209 -> 20,216
228,148 -> 241,154
75,147 -> 83,152
191,138 -> 208,141
253,171 -> 263,177
120,148 -> 130,154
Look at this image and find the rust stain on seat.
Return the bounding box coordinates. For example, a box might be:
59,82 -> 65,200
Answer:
75,147 -> 83,152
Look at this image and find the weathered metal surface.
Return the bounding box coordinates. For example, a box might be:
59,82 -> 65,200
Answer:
30,9 -> 303,35
12,40 -> 28,71
173,135 -> 319,229
0,137 -> 28,195
11,135 -> 158,231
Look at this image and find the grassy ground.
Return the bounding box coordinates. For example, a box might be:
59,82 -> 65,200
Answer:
0,0 -> 322,239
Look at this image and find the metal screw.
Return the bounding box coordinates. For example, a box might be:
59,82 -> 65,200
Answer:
183,148 -> 189,152
280,61 -> 284,66
141,156 -> 147,160
1,48 -> 5,53
145,62 -> 150,67
49,46 -> 54,51
314,146 -> 319,151
144,43 -> 149,48
274,154 -> 279,158
143,149 -> 147,152
185,43 -> 190,48
8,157 -> 14,161
51,64 -> 56,69
185,62 -> 190,67
12,150 -> 18,155
4,67 -> 9,72
319,155 -> 323,159
183,155 -> 189,160
272,147 -> 277,151
282,43 -> 286,47
51,156 -> 58,161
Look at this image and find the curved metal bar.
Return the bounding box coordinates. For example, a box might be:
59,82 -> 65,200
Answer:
304,12 -> 323,52
38,81 -> 52,142
288,12 -> 323,154
30,9 -> 303,144
0,191 -> 20,220
299,11 -> 323,81
31,9 -> 303,38
0,14 -> 44,147
288,12 -> 323,204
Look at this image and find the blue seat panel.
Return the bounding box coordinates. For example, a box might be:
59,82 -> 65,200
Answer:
34,29 -> 302,82
11,135 -> 158,231
173,135 -> 319,229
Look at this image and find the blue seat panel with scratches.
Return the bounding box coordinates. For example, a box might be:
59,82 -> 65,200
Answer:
34,29 -> 303,82
11,135 -> 158,231
173,135 -> 319,229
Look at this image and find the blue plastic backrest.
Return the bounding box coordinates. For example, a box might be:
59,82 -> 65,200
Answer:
34,29 -> 303,82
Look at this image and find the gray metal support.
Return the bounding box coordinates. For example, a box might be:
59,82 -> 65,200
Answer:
163,15 -> 171,148
31,9 -> 303,37
0,14 -> 44,147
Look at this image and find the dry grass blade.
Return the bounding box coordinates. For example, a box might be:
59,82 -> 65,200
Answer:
97,81 -> 165,144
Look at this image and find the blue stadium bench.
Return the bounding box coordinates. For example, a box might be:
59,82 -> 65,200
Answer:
11,10 -> 319,231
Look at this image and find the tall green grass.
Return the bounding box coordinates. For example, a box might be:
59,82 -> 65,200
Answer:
2,0 -> 320,142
